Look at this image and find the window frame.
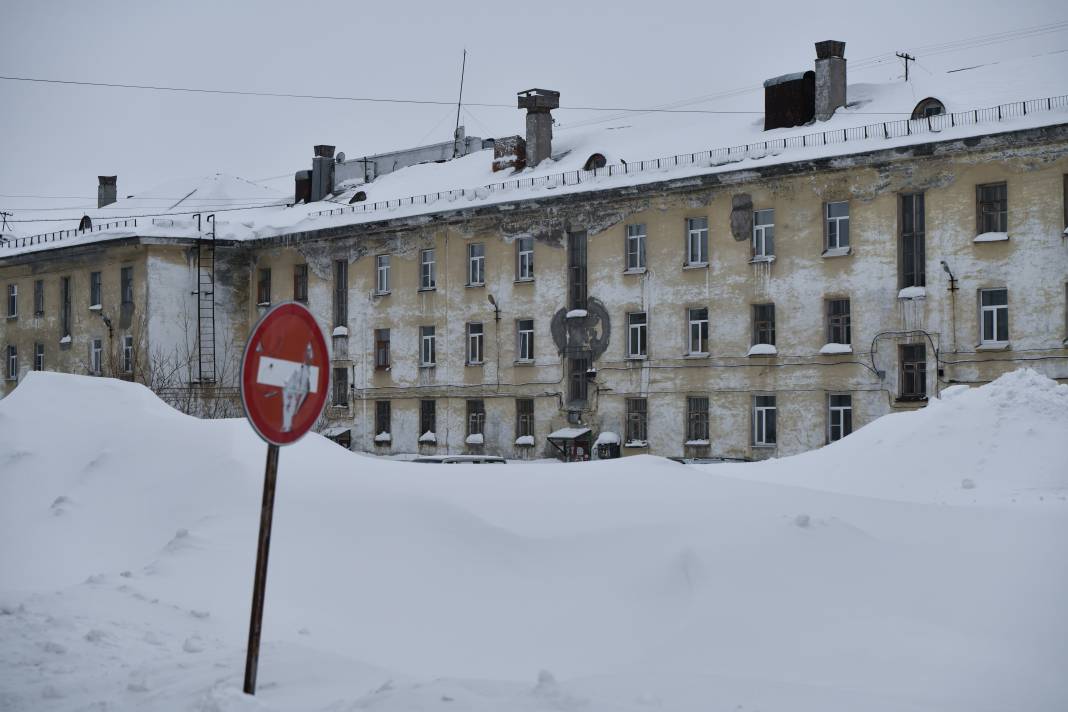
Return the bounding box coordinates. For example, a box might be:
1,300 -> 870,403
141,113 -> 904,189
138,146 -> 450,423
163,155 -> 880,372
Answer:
333,260 -> 348,327
979,288 -> 1009,345
375,254 -> 391,295
120,266 -> 134,305
374,328 -> 391,370
626,398 -> 648,444
122,334 -> 134,374
90,338 -> 103,375
625,223 -> 647,272
752,209 -> 775,259
420,248 -> 437,291
6,344 -> 17,381
826,298 -> 851,346
374,400 -> 391,437
60,276 -> 71,337
420,325 -> 436,367
752,394 -> 777,446
89,271 -> 102,308
466,322 -> 485,365
685,217 -> 709,266
627,311 -> 648,359
420,399 -> 436,437
293,264 -> 309,302
6,283 -> 16,318
467,399 -> 486,436
516,236 -> 534,281
976,182 -> 1007,235
752,303 -> 776,346
568,356 -> 590,404
515,398 -> 535,439
33,279 -> 44,316
33,342 -> 44,372
899,343 -> 927,400
825,201 -> 850,251
827,393 -> 853,442
332,366 -> 349,407
899,193 -> 926,289
687,307 -> 709,355
516,318 -> 534,362
467,243 -> 486,286
256,267 -> 271,305
686,396 -> 710,443
568,231 -> 588,310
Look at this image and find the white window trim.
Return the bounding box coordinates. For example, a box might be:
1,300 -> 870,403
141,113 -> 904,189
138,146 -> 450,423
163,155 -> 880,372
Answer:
122,335 -> 134,373
420,327 -> 436,367
467,323 -> 485,365
468,244 -> 486,286
753,398 -> 776,447
687,308 -> 709,356
420,249 -> 436,290
979,288 -> 1009,346
516,238 -> 534,281
516,320 -> 534,362
90,338 -> 103,376
6,284 -> 16,318
627,312 -> 647,359
828,394 -> 852,442
685,218 -> 709,266
826,202 -> 850,251
375,255 -> 391,294
626,224 -> 647,271
753,210 -> 774,259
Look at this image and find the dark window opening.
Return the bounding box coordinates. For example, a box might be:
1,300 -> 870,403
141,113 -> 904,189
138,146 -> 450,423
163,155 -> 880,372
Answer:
374,400 -> 391,437
568,356 -> 590,404
120,266 -> 133,305
374,328 -> 390,369
467,399 -> 485,436
333,260 -> 348,327
420,400 -> 436,437
516,398 -> 534,439
753,395 -> 777,445
899,344 -> 927,400
976,182 -> 1007,234
827,298 -> 851,345
626,398 -> 648,443
89,271 -> 102,307
293,264 -> 309,302
828,394 -> 852,442
332,366 -> 348,406
257,268 -> 271,305
34,279 -> 44,316
686,396 -> 710,443
568,231 -> 588,310
900,193 -> 926,288
60,276 -> 71,337
753,304 -> 775,346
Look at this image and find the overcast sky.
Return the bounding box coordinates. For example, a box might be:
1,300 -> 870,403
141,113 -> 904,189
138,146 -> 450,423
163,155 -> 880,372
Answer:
2,0 -> 1065,217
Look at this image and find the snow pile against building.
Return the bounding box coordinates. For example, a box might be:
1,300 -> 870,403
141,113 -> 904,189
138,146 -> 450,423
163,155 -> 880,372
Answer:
0,370 -> 1066,711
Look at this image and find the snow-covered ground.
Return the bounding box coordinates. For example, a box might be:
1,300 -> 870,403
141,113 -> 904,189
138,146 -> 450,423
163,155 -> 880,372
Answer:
1,370 -> 1066,711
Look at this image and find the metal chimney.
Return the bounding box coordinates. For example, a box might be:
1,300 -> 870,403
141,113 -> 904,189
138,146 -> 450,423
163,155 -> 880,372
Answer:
310,145 -> 335,202
517,89 -> 560,167
98,176 -> 117,208
814,40 -> 847,121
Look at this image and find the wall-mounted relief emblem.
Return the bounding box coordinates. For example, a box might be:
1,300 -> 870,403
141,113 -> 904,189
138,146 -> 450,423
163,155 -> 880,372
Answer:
550,297 -> 611,359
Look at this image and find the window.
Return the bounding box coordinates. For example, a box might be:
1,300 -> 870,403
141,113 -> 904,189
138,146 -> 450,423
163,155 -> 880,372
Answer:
375,255 -> 391,294
516,319 -> 534,362
33,279 -> 44,316
752,209 -> 775,259
467,243 -> 485,286
122,335 -> 134,373
120,266 -> 133,305
753,395 -> 777,446
626,398 -> 648,443
980,288 -> 1008,344
688,307 -> 709,355
5,284 -> 16,318
467,322 -> 484,364
568,356 -> 589,404
60,276 -> 71,337
293,264 -> 308,302
90,338 -> 103,375
333,260 -> 348,327
516,398 -> 534,438
753,304 -> 775,345
332,366 -> 349,406
467,399 -> 485,436
420,249 -> 436,290
89,271 -> 102,307
516,236 -> 534,280
828,394 -> 853,442
6,345 -> 17,381
626,224 -> 646,271
568,231 -> 587,310
420,325 -> 436,366
627,312 -> 647,358
420,399 -> 436,437
687,396 -> 710,443
826,298 -> 851,345
257,268 -> 271,305
374,328 -> 390,369
825,201 -> 850,250
900,193 -> 925,288
976,183 -> 1007,234
911,97 -> 945,119
374,401 -> 391,437
899,344 -> 927,400
686,217 -> 708,265
33,343 -> 44,371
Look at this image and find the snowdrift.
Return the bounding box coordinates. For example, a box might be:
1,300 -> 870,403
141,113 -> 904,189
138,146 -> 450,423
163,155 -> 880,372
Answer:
1,370 -> 1066,712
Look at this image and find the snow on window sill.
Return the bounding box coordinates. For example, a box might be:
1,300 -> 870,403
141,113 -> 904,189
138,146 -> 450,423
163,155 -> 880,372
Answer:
514,277 -> 535,284
465,433 -> 484,445
466,361 -> 485,367
819,343 -> 853,355
976,341 -> 1011,351
898,286 -> 926,299
373,290 -> 391,297
627,355 -> 647,361
256,302 -> 271,308
419,363 -> 436,369
682,262 -> 708,270
566,309 -> 588,318
623,267 -> 647,275
332,326 -> 349,337
821,247 -> 851,258
624,440 -> 648,449
417,286 -> 437,293
747,344 -> 778,356
684,352 -> 710,359
373,432 -> 391,444
419,431 -> 437,444
749,255 -> 776,264
594,432 -> 620,447
59,335 -> 72,344
973,231 -> 1009,243
514,359 -> 535,365
514,435 -> 535,447
89,304 -> 102,312
751,442 -> 777,449
685,439 -> 711,447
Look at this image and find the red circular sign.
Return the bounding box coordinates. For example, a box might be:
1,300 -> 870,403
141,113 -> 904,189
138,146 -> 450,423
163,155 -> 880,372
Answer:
241,302 -> 330,446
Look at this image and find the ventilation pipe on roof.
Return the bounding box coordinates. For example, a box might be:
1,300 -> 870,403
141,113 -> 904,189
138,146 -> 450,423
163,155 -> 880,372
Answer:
517,89 -> 560,167
814,40 -> 847,121
310,145 -> 335,202
98,176 -> 117,208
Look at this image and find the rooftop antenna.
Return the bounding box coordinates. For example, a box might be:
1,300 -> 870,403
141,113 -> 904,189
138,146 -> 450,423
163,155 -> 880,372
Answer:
896,51 -> 916,81
453,48 -> 467,158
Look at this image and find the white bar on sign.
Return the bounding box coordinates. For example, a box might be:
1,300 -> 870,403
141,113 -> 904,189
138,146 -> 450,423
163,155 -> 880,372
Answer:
256,356 -> 319,393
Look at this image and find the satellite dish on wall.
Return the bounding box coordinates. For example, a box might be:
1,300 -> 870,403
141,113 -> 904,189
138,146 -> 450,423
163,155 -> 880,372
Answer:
335,152 -> 346,163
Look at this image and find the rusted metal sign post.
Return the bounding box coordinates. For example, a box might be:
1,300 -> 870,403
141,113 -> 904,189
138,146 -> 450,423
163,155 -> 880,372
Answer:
239,302 -> 329,695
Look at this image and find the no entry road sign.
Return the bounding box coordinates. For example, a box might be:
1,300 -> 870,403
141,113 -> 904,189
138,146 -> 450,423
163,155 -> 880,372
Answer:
241,301 -> 330,446
238,301 -> 330,696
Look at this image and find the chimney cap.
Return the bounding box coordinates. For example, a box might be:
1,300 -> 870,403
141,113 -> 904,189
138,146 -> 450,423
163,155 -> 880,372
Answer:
98,176 -> 117,186
815,40 -> 846,60
517,88 -> 560,111
313,145 -> 336,158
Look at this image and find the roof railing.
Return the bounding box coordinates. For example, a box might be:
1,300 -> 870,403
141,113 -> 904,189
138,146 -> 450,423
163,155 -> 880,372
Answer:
3,219 -> 138,249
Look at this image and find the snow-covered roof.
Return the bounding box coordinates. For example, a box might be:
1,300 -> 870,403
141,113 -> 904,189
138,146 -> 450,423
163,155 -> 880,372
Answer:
3,50 -> 1066,259
548,427 -> 592,440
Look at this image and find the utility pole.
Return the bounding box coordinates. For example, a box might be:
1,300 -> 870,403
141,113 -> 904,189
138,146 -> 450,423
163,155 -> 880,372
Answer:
453,49 -> 467,158
896,52 -> 916,81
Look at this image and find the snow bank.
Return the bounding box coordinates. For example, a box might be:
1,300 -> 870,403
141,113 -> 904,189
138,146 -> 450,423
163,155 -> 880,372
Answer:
746,343 -> 777,356
1,370 -> 1066,711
